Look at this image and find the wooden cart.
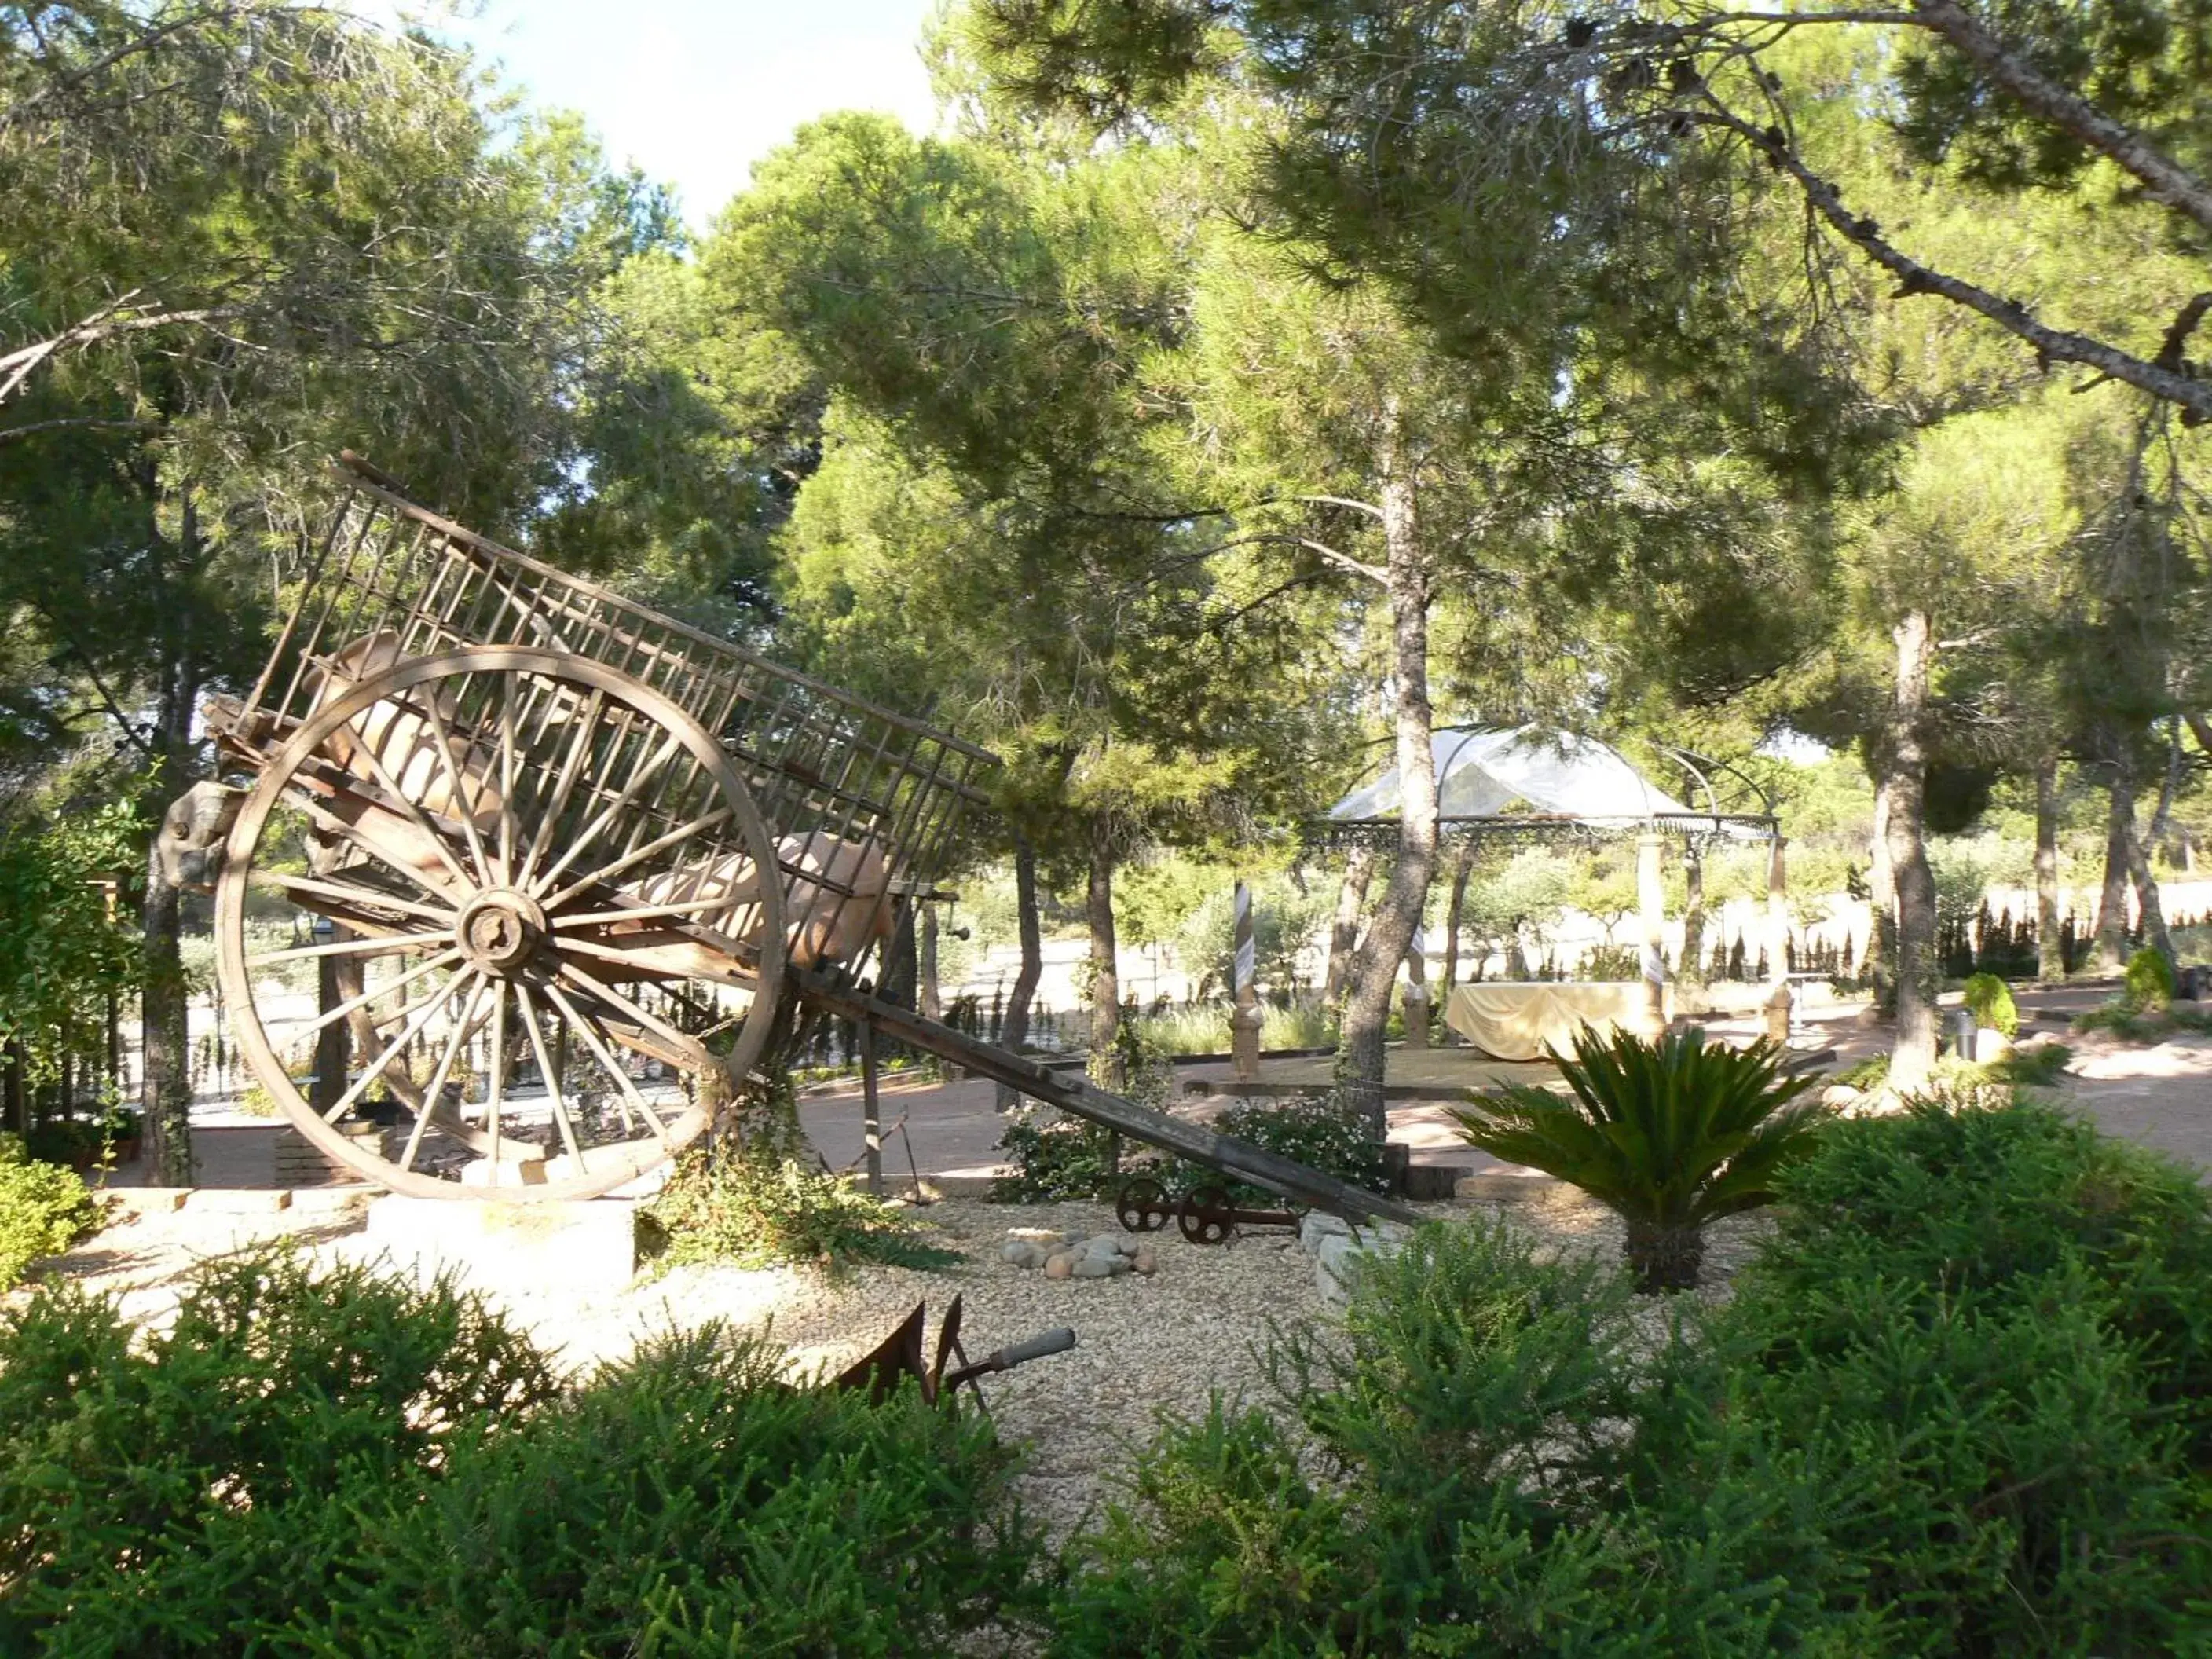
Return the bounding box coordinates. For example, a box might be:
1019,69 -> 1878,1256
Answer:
203,455 -> 1417,1225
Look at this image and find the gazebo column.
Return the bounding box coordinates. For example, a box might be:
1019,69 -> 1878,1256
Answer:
1765,834 -> 1793,1042
1637,830 -> 1668,1040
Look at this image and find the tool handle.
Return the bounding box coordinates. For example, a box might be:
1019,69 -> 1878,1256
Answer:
993,1327 -> 1076,1369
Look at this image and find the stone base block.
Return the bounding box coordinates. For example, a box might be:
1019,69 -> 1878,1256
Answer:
354,1195 -> 640,1295
187,1187 -> 292,1213
104,1187 -> 190,1214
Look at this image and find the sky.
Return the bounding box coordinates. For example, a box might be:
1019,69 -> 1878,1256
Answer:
407,0 -> 943,228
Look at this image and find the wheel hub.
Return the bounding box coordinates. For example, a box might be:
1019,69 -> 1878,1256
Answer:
456,888 -> 549,975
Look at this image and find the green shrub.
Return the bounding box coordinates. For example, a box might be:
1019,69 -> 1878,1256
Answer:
1451,1025 -> 1828,1290
1715,1097 -> 2212,1649
0,1132 -> 97,1287
1960,969 -> 2020,1037
1051,1217 -> 1875,1655
643,1147 -> 958,1274
1048,1101 -> 2212,1655
0,1252 -> 1043,1655
2075,998 -> 2156,1038
1166,1096 -> 1387,1199
1832,1051 -> 1889,1093
993,1104 -> 1130,1202
2125,945 -> 2176,1012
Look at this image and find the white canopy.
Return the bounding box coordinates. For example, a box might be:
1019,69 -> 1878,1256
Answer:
1328,727 -> 1694,828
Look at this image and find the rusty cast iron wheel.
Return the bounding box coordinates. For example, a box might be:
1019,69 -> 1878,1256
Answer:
214,648 -> 785,1201
1115,1175 -> 1170,1233
1177,1183 -> 1239,1246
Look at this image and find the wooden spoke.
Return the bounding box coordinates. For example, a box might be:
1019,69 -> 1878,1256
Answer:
295,947 -> 463,1039
258,870 -> 456,927
418,687 -> 493,888
485,980 -> 506,1167
540,979 -> 671,1148
550,892 -> 753,929
528,731 -> 688,899
518,686 -> 606,891
322,965 -> 471,1123
515,984 -> 586,1170
349,970 -> 478,1043
339,704 -> 478,892
554,959 -> 712,1066
247,929 -> 453,969
397,972 -> 486,1171
540,806 -> 734,911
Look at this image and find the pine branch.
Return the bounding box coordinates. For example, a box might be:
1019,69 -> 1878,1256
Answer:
1686,105 -> 2212,419
1906,0 -> 2212,239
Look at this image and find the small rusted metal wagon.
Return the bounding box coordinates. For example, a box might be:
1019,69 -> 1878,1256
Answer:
198,455 -> 1418,1225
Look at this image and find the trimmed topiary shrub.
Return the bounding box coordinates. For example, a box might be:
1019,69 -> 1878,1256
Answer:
2126,946 -> 2176,1012
0,1132 -> 97,1289
1961,969 -> 2020,1038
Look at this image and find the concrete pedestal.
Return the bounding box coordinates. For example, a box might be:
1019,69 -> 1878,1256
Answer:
1401,984 -> 1430,1049
354,1195 -> 641,1295
1230,1003 -> 1263,1081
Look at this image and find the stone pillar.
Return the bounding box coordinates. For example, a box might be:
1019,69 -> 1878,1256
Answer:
1765,834 -> 1794,1042
1637,832 -> 1668,1040
1230,880 -> 1262,1081
1402,922 -> 1430,1049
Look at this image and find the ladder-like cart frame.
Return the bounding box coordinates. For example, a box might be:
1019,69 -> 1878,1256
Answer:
197,455 -> 1415,1225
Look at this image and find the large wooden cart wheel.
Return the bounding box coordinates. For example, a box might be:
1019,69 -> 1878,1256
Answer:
214,648 -> 786,1201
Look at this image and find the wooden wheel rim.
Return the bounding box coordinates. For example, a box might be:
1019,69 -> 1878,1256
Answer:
214,647 -> 786,1202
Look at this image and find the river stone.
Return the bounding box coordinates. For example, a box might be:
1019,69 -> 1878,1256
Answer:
1084,1236 -> 1124,1261
1071,1255 -> 1118,1279
1133,1247 -> 1158,1276
1043,1252 -> 1075,1280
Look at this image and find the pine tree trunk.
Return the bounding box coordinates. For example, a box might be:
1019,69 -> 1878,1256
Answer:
1086,819 -> 1122,1089
2123,810 -> 2175,966
141,664 -> 200,1188
1336,401 -> 1434,1140
1438,837 -> 1477,1038
994,836 -> 1043,1111
1884,612 -> 1939,1091
2093,775 -> 2134,972
918,904 -> 941,1022
1679,840 -> 1706,987
1866,774 -> 1896,1013
1321,845 -> 1374,1005
2035,758 -> 2065,980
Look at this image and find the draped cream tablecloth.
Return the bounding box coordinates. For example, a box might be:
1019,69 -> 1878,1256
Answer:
1444,982 -> 1669,1061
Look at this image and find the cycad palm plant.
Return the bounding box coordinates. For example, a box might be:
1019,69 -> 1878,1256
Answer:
1449,1025 -> 1829,1291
